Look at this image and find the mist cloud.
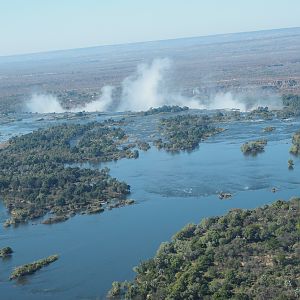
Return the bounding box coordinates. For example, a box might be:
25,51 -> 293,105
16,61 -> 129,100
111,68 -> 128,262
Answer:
24,58 -> 283,113
25,94 -> 65,113
80,86 -> 115,112
118,58 -> 170,111
199,91 -> 282,111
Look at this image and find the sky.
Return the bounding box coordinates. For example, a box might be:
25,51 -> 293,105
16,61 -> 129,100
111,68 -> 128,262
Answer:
1,0 -> 300,56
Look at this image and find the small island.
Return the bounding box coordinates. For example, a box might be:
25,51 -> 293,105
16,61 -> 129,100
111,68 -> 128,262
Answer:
218,192 -> 232,199
248,106 -> 274,120
288,159 -> 294,169
0,246 -> 13,258
154,114 -> 224,152
140,105 -> 189,116
290,131 -> 300,155
241,139 -> 267,155
10,254 -> 59,280
263,126 -> 275,132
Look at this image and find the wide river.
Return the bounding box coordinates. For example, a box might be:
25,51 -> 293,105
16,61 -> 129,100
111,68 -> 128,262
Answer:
0,112 -> 299,299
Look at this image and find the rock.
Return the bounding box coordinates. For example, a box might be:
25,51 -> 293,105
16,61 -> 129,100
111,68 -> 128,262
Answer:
125,199 -> 135,205
219,192 -> 232,199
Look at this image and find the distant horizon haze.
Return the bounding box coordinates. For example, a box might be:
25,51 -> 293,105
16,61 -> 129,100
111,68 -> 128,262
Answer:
1,0 -> 300,56
0,26 -> 300,59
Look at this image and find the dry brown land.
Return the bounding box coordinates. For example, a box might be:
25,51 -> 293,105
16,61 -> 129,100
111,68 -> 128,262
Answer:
0,27 -> 300,112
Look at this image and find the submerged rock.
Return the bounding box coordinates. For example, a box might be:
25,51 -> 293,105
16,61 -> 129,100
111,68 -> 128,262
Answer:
125,199 -> 135,205
42,215 -> 69,224
86,207 -> 104,214
219,192 -> 232,199
263,126 -> 275,132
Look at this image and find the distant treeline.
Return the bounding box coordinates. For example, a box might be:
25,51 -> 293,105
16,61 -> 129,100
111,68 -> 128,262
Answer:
140,105 -> 189,116
282,94 -> 300,109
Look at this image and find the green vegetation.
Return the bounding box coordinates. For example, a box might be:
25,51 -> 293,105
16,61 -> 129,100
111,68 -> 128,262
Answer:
241,139 -> 267,155
282,94 -> 300,110
277,94 -> 300,118
0,120 -> 136,227
288,159 -> 294,169
137,141 -> 151,151
210,110 -> 242,123
154,115 -> 224,152
109,198 -> 300,299
140,105 -> 189,116
290,131 -> 300,155
248,106 -> 274,120
10,254 -> 59,280
0,246 -> 13,258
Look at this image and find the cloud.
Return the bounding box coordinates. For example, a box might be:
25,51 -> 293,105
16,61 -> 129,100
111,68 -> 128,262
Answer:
24,59 -> 283,113
25,94 -> 65,113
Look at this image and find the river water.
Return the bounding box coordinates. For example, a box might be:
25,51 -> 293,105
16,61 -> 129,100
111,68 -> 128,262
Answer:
0,112 -> 299,299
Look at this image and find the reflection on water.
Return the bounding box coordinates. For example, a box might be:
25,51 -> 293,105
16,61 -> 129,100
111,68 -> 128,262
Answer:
0,112 -> 300,299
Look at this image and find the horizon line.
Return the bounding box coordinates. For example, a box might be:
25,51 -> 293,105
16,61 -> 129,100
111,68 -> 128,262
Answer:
1,26 -> 299,59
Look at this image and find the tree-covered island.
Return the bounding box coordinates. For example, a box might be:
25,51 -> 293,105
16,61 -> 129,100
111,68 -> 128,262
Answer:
154,114 -> 224,152
109,198 -> 300,299
0,246 -> 13,258
10,255 -> 59,280
0,120 -> 139,227
241,139 -> 267,155
290,131 -> 300,156
139,105 -> 189,116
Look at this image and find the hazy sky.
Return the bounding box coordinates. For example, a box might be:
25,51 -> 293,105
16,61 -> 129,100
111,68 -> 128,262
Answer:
1,0 -> 300,56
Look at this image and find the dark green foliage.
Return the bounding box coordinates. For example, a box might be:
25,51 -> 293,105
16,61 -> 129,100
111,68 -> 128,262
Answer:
248,107 -> 274,120
0,246 -> 13,257
10,254 -> 59,280
290,131 -> 300,155
277,94 -> 300,118
154,114 -> 224,152
141,105 -> 189,116
109,198 -> 300,299
241,139 -> 267,155
0,121 -> 135,226
282,94 -> 300,109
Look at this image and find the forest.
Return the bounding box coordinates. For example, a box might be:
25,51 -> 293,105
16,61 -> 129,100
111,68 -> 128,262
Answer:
154,114 -> 224,152
0,120 -> 137,226
109,198 -> 300,299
